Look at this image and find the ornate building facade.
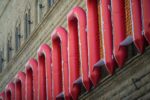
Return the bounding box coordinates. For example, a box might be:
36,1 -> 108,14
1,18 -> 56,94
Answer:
0,0 -> 150,100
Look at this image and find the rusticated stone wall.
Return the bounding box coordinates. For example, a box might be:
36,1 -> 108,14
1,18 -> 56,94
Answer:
80,46 -> 150,100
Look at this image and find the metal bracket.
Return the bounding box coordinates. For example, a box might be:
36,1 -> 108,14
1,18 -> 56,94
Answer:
39,4 -> 45,9
9,47 -> 14,51
17,34 -> 23,38
28,20 -> 33,24
1,58 -> 5,62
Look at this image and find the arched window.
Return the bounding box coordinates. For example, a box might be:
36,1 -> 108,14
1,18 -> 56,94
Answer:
48,0 -> 54,7
7,33 -> 13,62
15,23 -> 22,51
28,9 -> 31,35
24,8 -> 32,39
36,0 -> 39,24
25,13 -> 28,39
36,0 -> 44,24
0,47 -> 4,72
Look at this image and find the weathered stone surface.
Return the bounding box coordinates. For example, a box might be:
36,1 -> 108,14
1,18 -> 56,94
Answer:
0,0 -> 85,91
0,0 -> 150,100
79,47 -> 150,100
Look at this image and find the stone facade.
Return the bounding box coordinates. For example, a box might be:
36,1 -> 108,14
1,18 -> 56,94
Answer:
0,0 -> 85,91
79,46 -> 150,100
0,0 -> 150,100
